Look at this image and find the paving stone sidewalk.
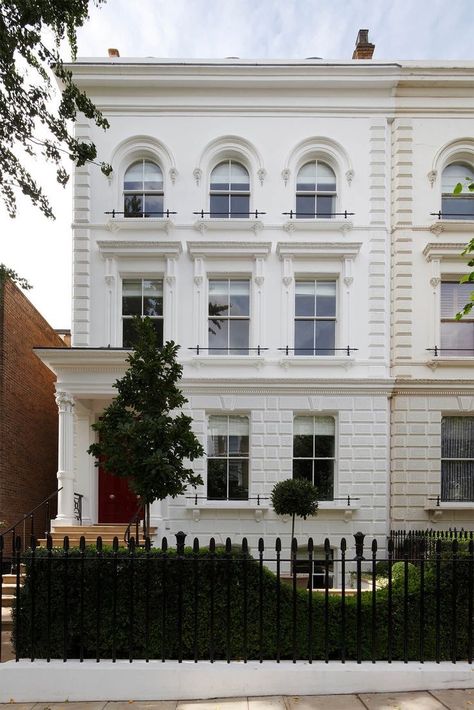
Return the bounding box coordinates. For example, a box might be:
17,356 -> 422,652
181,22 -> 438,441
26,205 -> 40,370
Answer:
2,691 -> 474,710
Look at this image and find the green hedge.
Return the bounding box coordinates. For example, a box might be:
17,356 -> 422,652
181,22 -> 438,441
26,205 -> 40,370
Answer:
13,544 -> 473,661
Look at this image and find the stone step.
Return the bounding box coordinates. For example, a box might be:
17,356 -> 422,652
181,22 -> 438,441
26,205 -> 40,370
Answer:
1,595 -> 14,608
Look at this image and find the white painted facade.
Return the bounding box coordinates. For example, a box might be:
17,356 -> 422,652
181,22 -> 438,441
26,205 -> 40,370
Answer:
36,57 -> 474,558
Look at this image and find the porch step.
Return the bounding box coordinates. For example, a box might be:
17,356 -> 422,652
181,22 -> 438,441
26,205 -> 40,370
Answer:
37,524 -> 156,549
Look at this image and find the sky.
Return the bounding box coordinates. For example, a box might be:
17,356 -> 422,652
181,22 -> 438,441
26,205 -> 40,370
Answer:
1,0 -> 474,329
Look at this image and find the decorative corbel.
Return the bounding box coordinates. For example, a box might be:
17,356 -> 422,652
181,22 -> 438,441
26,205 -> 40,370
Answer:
427,170 -> 437,187
345,169 -> 355,186
169,167 -> 178,185
193,168 -> 202,186
257,168 -> 267,186
281,168 -> 290,186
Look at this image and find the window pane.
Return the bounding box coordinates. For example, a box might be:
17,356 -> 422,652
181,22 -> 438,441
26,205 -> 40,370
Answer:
229,415 -> 249,438
442,461 -> 474,501
122,319 -> 135,348
314,435 -> 335,458
229,280 -> 250,316
441,322 -> 474,354
207,459 -> 227,499
210,161 -> 230,190
295,282 -> 315,316
293,434 -> 313,458
296,194 -> 315,218
316,162 -> 336,191
294,416 -> 313,436
143,161 -> 163,190
122,280 -> 142,316
209,280 -> 229,314
143,280 -> 163,316
124,195 -> 143,216
210,194 -> 229,217
296,162 -> 316,191
229,460 -> 249,499
442,196 -> 474,220
208,318 -> 228,352
230,162 -> 249,190
230,195 -> 249,217
208,416 -> 228,456
151,318 -> 163,346
316,281 -> 336,317
229,320 -> 249,354
313,460 -> 334,499
441,282 -> 473,317
315,320 -> 335,355
442,417 -> 474,458
314,416 -> 335,436
144,194 -> 163,217
295,320 -> 315,354
293,459 -> 313,482
124,162 -> 143,191
442,163 -> 474,192
316,194 -> 334,217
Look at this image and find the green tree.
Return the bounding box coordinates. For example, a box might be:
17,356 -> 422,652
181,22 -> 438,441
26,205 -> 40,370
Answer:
0,263 -> 31,289
453,177 -> 474,318
271,478 -> 319,543
88,317 -> 204,529
0,0 -> 111,218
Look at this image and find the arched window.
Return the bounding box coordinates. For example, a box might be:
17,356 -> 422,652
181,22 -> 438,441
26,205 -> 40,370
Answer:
123,160 -> 163,217
296,161 -> 336,218
441,162 -> 474,220
210,160 -> 250,218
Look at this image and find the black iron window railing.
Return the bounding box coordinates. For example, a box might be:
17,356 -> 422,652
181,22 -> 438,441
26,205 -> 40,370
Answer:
186,494 -> 269,506
189,346 -> 267,356
279,346 -> 357,356
427,346 -> 474,357
73,493 -> 83,526
105,210 -> 176,218
194,210 -> 266,219
431,210 -> 474,221
2,530 -> 473,664
283,210 -> 354,219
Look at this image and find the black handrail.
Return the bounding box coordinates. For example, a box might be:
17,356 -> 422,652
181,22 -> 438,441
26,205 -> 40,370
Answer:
186,494 -> 360,507
283,210 -> 354,219
193,210 -> 265,218
0,487 -> 61,558
104,210 -> 176,218
124,503 -> 146,546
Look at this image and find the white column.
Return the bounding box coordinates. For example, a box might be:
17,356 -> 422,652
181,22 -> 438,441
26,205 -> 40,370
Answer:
55,390 -> 76,524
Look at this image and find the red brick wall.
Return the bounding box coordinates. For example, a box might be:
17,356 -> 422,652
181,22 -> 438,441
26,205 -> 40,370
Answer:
0,278 -> 67,537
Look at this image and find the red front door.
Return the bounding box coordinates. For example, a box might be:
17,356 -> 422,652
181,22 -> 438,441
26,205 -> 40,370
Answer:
98,465 -> 142,523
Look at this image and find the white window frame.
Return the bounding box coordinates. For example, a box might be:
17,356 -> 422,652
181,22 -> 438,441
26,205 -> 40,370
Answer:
295,160 -> 337,219
206,414 -> 250,501
120,276 -> 165,348
293,278 -> 338,356
123,159 -> 164,218
209,159 -> 251,219
292,414 -> 337,501
441,416 -> 474,502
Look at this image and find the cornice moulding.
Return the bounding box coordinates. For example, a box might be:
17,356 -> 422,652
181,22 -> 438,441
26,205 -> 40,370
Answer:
423,242 -> 467,260
105,218 -> 173,233
283,219 -> 353,233
277,242 -> 362,259
96,240 -> 182,258
193,218 -> 264,233
187,241 -> 272,259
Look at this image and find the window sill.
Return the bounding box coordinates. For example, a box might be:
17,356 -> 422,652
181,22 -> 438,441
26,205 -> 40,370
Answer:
283,218 -> 353,234
429,219 -> 474,236
189,355 -> 265,369
426,357 -> 474,370
279,356 -> 355,369
106,217 -> 173,233
424,500 -> 474,521
317,501 -> 360,521
194,218 -> 264,234
185,498 -> 269,522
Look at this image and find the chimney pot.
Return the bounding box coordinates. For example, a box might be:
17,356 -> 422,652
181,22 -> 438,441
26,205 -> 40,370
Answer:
352,29 -> 375,60
108,48 -> 120,58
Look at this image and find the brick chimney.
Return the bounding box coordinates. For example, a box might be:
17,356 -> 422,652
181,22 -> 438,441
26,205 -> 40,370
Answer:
108,48 -> 120,58
352,29 -> 375,60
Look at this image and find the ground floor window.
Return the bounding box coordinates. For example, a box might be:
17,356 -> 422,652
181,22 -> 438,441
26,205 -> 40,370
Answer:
293,415 -> 335,499
294,547 -> 335,588
441,416 -> 474,501
207,415 -> 249,500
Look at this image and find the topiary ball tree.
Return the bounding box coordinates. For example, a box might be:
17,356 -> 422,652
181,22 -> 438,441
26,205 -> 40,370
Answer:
271,478 -> 319,545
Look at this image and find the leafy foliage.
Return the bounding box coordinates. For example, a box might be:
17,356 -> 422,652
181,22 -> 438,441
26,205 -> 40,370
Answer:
453,176 -> 474,318
271,478 -> 318,541
88,317 -> 204,503
0,0 -> 111,218
0,263 -> 31,289
13,541 -> 474,661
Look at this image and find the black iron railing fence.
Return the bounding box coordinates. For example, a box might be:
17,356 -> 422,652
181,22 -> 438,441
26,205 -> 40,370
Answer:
1,531 -> 473,664
391,528 -> 473,561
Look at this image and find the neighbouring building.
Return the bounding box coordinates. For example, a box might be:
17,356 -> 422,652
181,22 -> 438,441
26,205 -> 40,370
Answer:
36,31 -> 474,581
0,276 -> 67,535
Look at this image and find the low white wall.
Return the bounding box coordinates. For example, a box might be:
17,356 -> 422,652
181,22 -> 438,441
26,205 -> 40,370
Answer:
1,660 -> 473,702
